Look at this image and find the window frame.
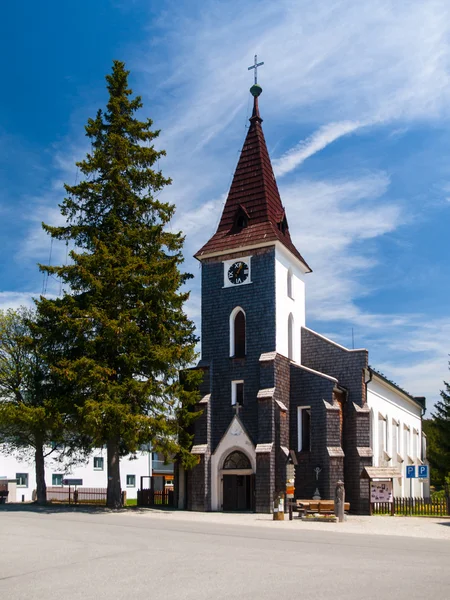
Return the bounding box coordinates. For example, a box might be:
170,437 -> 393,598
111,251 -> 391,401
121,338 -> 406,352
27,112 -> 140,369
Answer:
287,269 -> 294,299
93,456 -> 104,471
231,380 -> 244,406
126,474 -> 136,488
16,473 -> 29,488
52,473 -> 63,486
229,307 -> 246,358
297,406 -> 311,452
288,313 -> 294,360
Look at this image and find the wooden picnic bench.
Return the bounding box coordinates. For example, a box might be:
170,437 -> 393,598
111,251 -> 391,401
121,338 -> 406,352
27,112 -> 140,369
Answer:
295,499 -> 350,516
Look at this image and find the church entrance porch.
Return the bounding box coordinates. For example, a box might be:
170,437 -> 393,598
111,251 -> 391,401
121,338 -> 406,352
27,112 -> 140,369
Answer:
223,474 -> 253,511
220,450 -> 255,512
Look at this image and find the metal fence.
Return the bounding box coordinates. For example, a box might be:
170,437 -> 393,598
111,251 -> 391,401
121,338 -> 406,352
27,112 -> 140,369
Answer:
46,486 -> 107,505
372,496 -> 449,516
137,488 -> 174,507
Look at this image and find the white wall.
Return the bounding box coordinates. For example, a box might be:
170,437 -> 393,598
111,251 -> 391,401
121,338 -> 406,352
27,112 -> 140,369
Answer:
367,377 -> 424,498
275,245 -> 307,364
0,449 -> 154,502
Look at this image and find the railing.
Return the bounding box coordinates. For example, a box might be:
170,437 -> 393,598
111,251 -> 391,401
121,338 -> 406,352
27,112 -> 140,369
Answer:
152,460 -> 174,474
137,488 -> 174,507
46,486 -> 107,505
372,497 -> 449,516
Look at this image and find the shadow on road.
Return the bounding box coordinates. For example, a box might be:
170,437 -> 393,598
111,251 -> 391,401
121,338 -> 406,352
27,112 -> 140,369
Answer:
437,520 -> 450,527
0,503 -> 177,515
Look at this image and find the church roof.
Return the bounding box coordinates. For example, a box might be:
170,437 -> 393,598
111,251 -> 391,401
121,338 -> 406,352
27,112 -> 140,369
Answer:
195,89 -> 311,271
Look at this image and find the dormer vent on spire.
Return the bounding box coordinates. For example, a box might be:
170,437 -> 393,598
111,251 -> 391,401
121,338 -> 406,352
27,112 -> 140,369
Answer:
195,84 -> 311,272
232,205 -> 250,233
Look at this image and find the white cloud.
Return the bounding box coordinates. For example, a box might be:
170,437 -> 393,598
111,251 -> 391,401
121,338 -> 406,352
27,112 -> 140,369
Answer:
7,0 -> 450,408
0,292 -> 37,312
273,120 -> 366,177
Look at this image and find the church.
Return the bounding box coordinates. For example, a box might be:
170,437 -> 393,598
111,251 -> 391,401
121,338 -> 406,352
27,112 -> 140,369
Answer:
176,81 -> 426,515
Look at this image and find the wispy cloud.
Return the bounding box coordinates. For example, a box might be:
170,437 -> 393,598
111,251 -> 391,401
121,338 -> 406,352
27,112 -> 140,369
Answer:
6,0 -> 450,410
273,120 -> 367,177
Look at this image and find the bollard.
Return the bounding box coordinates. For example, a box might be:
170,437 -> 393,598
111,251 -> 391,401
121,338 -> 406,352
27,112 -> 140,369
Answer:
334,480 -> 345,523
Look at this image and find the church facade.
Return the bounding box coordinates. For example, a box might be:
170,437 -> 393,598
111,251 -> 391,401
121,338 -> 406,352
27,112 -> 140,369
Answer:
177,84 -> 426,515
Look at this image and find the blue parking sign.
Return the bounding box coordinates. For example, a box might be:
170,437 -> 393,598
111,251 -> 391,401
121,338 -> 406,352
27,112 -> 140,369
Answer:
418,465 -> 429,479
406,465 -> 416,478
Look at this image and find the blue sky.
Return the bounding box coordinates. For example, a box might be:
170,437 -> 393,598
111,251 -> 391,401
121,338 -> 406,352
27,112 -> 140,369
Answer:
1,0 -> 450,411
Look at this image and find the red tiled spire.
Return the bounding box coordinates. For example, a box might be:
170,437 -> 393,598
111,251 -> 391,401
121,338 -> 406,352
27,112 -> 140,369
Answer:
195,87 -> 311,271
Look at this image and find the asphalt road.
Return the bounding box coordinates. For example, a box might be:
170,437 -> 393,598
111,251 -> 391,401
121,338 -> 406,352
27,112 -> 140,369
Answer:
1,508 -> 449,600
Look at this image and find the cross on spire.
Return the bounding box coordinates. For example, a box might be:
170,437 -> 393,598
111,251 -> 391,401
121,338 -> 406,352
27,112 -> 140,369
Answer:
248,54 -> 264,85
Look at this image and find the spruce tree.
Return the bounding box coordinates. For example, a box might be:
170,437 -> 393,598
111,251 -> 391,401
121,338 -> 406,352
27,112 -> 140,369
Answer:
429,369 -> 450,483
36,61 -> 200,508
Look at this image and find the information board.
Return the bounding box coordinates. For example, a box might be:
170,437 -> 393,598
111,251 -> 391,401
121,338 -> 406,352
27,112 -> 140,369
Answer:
370,481 -> 393,503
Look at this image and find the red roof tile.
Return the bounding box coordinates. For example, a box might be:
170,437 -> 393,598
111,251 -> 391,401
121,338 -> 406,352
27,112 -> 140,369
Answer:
195,95 -> 311,271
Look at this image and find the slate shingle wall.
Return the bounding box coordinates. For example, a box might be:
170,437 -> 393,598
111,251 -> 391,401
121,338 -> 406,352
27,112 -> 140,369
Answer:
289,365 -> 336,499
201,248 -> 276,452
300,328 -> 371,513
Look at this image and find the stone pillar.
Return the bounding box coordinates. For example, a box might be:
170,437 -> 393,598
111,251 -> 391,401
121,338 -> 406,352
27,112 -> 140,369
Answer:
335,480 -> 345,522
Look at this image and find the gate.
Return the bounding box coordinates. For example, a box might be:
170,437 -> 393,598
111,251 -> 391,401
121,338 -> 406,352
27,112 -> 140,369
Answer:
137,475 -> 174,507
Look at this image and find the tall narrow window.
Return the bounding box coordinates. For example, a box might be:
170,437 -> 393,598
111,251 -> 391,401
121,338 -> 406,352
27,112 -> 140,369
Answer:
403,424 -> 411,460
230,308 -> 246,358
298,407 -> 311,451
288,313 -> 294,360
232,380 -> 244,406
287,269 -> 293,299
378,413 -> 388,465
413,429 -> 419,459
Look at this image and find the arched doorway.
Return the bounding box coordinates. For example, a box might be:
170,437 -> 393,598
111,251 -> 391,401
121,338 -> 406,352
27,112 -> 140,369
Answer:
222,450 -> 254,511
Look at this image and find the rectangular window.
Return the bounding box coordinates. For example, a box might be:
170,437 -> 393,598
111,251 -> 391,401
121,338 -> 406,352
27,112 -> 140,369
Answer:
52,474 -> 63,486
126,474 -> 136,487
16,473 -> 28,487
297,407 -> 311,452
287,271 -> 294,299
231,380 -> 244,406
378,414 -> 386,465
93,457 -> 104,470
413,429 -> 419,459
403,425 -> 410,458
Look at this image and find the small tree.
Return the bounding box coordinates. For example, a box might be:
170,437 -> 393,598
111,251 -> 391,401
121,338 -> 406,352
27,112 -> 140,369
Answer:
0,307 -> 66,504
36,61 -> 200,508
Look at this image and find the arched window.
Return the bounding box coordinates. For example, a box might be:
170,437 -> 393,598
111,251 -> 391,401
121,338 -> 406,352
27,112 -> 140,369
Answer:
223,451 -> 251,470
288,313 -> 294,360
287,269 -> 293,299
230,307 -> 246,358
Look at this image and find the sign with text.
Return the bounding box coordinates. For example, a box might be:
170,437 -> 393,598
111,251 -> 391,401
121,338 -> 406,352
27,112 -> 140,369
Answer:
63,479 -> 83,486
406,466 -> 416,479
370,481 -> 393,503
418,465 -> 429,479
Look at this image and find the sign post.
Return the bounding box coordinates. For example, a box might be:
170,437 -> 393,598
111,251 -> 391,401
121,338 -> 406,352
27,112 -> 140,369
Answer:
406,465 -> 416,501
286,462 -> 295,521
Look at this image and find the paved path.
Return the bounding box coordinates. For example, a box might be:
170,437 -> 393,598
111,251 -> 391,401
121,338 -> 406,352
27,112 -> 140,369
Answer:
1,507 -> 449,600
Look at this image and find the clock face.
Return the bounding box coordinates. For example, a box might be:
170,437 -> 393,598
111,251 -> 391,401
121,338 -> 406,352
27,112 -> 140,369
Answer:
227,261 -> 249,285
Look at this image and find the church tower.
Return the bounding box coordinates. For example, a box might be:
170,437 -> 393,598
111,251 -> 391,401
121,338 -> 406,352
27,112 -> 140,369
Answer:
185,82 -> 312,513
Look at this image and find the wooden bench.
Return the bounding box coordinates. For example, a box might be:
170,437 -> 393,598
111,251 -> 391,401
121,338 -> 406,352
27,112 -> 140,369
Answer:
295,499 -> 350,516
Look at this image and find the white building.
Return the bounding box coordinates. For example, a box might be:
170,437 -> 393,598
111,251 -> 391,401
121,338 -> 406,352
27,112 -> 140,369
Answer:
367,368 -> 426,498
0,448 -> 173,502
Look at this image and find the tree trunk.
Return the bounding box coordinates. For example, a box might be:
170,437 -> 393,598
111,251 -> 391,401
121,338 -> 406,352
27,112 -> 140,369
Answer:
35,441 -> 47,505
106,437 -> 122,508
